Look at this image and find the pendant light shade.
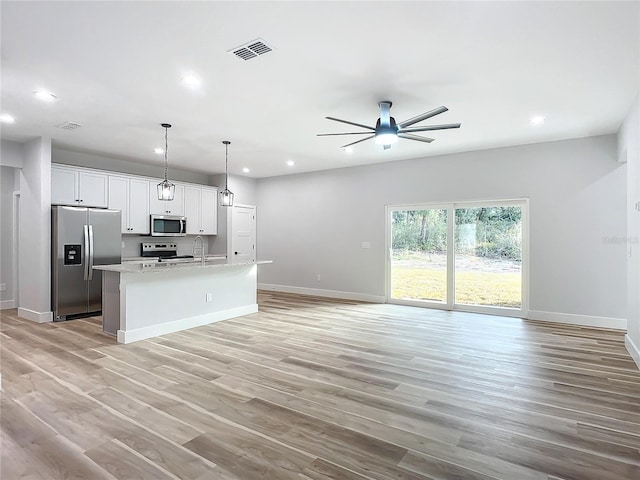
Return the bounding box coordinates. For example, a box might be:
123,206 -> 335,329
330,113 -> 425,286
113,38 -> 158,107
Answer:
157,123 -> 175,201
219,140 -> 234,207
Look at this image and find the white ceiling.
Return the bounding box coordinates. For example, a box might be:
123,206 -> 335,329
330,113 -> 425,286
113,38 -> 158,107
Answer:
1,1 -> 638,178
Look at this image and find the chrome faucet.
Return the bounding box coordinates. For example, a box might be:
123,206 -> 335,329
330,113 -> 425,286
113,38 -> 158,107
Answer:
192,235 -> 205,265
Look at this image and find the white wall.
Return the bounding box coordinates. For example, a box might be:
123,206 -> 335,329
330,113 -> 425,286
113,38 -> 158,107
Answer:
52,148 -> 210,185
18,137 -> 52,322
0,166 -> 18,308
1,139 -> 24,168
257,135 -> 626,325
620,94 -> 640,366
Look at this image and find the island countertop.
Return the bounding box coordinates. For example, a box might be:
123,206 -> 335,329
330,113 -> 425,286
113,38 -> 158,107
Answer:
94,259 -> 272,274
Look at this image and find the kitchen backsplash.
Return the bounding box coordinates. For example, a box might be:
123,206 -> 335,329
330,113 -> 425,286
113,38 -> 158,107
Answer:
122,235 -> 210,259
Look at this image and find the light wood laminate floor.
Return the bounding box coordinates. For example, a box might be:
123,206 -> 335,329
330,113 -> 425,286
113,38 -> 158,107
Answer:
1,291 -> 639,480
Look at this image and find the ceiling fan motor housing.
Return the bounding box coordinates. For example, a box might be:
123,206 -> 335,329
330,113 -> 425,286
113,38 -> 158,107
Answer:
375,117 -> 399,144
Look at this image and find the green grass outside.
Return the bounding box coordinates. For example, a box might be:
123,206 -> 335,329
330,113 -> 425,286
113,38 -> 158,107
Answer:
391,267 -> 521,308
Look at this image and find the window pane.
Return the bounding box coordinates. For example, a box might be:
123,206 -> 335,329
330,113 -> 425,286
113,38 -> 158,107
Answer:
391,209 -> 448,303
454,206 -> 522,308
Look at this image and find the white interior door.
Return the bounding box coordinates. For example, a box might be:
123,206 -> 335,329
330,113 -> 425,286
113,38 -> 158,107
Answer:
231,205 -> 256,264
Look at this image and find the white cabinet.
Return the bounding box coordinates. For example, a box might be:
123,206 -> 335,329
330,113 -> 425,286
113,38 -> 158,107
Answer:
149,182 -> 184,216
51,165 -> 108,208
108,176 -> 150,234
51,166 -> 77,205
185,186 -> 218,235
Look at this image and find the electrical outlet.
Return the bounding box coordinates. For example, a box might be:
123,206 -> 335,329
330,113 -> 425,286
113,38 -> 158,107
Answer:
362,241 -> 371,249
0,283 -> 6,292
316,275 -> 321,282
206,293 -> 212,302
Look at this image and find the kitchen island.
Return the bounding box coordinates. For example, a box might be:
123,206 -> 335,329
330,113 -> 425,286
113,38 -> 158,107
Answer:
93,259 -> 271,344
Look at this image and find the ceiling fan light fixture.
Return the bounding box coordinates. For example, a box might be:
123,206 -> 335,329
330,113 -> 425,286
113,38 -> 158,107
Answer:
157,123 -> 175,201
375,132 -> 398,145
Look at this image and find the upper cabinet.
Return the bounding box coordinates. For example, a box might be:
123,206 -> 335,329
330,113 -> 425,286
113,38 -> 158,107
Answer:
108,175 -> 150,234
51,164 -> 218,236
148,182 -> 184,216
185,186 -> 218,235
51,165 -> 108,208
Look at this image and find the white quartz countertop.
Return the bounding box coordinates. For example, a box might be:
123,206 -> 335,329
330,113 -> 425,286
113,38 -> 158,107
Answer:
94,259 -> 271,274
122,255 -> 227,263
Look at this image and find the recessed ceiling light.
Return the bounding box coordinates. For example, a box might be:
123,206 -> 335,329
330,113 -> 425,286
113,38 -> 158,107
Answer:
33,90 -> 57,102
530,115 -> 545,126
242,167 -> 250,173
287,160 -> 295,167
182,74 -> 201,87
154,148 -> 164,155
344,147 -> 353,154
0,113 -> 15,123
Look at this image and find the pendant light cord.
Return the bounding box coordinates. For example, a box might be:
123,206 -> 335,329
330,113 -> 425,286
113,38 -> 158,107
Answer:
224,142 -> 229,190
164,126 -> 169,181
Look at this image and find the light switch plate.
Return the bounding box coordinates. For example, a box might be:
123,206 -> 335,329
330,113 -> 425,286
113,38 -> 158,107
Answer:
361,242 -> 371,249
0,283 -> 6,292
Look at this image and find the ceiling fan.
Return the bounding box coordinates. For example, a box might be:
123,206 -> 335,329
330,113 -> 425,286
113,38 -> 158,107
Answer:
317,101 -> 461,150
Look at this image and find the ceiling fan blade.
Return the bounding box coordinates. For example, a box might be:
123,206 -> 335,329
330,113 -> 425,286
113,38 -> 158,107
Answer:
341,135 -> 375,148
317,132 -> 376,136
325,116 -> 375,131
398,133 -> 435,143
379,101 -> 392,128
398,106 -> 448,128
383,144 -> 392,150
398,123 -> 461,133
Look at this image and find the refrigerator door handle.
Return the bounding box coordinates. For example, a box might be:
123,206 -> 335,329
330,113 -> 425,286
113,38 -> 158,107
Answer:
88,224 -> 95,280
83,224 -> 90,280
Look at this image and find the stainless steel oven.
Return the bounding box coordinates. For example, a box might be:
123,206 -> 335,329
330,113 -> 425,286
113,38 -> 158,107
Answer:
150,214 -> 187,237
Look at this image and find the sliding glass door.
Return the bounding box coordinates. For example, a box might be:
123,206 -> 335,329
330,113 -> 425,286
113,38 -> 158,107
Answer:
387,200 -> 527,315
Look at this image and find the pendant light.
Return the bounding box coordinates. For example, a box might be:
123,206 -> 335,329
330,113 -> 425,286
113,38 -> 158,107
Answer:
219,140 -> 234,207
157,123 -> 175,201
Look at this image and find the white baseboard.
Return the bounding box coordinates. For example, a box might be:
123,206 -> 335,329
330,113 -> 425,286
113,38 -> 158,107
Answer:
0,299 -> 16,310
625,334 -> 640,370
258,283 -> 385,303
17,307 -> 53,323
528,310 -> 626,330
117,304 -> 258,344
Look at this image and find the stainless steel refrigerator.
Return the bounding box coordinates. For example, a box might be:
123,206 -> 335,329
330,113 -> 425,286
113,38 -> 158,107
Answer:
51,206 -> 121,321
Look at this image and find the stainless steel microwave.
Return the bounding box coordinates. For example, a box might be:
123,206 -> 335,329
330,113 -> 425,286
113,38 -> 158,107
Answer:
150,215 -> 187,237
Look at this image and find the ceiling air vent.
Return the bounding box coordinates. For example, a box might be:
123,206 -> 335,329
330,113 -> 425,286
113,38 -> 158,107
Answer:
229,38 -> 273,61
57,121 -> 82,130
